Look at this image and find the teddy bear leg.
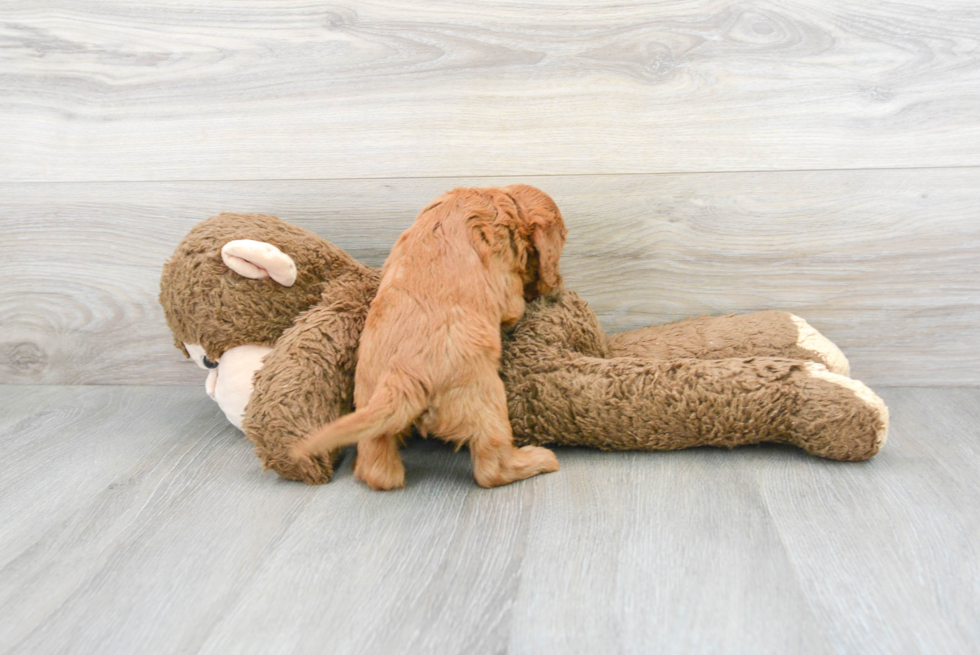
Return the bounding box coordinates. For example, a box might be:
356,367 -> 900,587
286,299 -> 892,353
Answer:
607,310 -> 850,375
788,315 -> 849,375
790,362 -> 888,459
241,277 -> 377,484
506,355 -> 887,461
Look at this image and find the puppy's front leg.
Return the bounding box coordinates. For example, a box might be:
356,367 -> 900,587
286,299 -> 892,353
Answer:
354,431 -> 407,490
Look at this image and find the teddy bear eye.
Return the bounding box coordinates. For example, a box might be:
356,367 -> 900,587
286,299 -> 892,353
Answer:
202,356 -> 218,369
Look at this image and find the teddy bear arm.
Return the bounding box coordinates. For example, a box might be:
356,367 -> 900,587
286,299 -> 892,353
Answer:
242,274 -> 378,485
505,354 -> 886,460
606,310 -> 850,375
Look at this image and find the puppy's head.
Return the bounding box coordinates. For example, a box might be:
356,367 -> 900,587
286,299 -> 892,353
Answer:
455,185 -> 566,301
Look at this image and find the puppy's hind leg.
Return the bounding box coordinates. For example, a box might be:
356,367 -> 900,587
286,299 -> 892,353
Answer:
354,430 -> 408,491
445,377 -> 559,488
474,441 -> 559,488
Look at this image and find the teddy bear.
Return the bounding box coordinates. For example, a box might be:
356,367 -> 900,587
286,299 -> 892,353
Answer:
159,211 -> 888,485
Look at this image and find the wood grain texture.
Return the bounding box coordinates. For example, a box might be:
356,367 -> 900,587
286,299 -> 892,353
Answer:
758,387 -> 980,653
3,1 -> 980,182
0,385 -> 977,654
2,169 -> 978,386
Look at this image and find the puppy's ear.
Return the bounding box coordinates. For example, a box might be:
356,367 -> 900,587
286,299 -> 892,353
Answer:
463,193 -> 507,266
505,185 -> 567,298
467,217 -> 495,264
528,211 -> 565,296
221,239 -> 297,287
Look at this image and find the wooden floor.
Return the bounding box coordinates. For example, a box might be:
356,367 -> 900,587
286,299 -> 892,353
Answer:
1,385 -> 977,654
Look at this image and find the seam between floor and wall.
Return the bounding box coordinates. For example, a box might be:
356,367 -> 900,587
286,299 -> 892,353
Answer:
5,163 -> 980,186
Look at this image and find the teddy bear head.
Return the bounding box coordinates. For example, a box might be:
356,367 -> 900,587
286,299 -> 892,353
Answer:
159,212 -> 366,364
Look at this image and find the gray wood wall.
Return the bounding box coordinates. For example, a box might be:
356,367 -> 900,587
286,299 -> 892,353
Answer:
2,1 -> 978,387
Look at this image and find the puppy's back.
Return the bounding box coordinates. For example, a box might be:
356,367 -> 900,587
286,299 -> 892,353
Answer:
358,189 -> 510,388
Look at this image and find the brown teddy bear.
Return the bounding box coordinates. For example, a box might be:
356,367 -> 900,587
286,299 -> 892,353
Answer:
160,211 -> 888,485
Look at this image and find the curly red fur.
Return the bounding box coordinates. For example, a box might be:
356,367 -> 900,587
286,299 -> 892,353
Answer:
289,186 -> 565,489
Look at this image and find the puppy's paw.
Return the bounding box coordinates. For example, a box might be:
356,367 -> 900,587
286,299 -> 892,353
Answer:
517,445 -> 560,474
473,445 -> 560,488
354,454 -> 406,491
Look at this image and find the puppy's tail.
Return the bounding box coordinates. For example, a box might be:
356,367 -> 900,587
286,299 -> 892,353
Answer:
291,373 -> 425,459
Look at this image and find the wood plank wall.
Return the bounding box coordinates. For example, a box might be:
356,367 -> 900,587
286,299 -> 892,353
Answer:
2,1 -> 978,386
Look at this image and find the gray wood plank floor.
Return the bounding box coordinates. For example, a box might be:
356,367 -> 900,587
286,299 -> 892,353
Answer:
1,385 -> 977,655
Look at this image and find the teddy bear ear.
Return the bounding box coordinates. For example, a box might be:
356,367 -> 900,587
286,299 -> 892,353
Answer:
221,239 -> 297,287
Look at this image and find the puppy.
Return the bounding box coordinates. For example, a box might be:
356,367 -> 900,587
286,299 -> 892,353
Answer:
289,185 -> 566,489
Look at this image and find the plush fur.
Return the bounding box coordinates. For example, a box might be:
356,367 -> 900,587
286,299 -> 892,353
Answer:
607,310 -> 849,374
290,186 -> 566,489
159,212 -> 372,361
159,209 -> 888,485
503,292 -> 885,461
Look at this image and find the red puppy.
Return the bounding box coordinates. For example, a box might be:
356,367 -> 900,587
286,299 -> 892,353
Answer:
289,185 -> 566,489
